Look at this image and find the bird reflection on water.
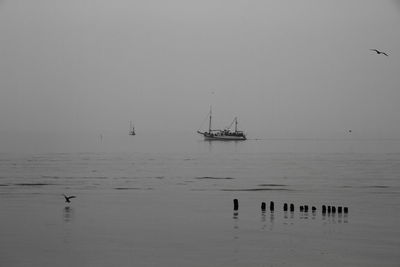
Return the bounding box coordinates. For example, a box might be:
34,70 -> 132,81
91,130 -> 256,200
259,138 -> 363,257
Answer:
232,211 -> 239,241
63,206 -> 74,222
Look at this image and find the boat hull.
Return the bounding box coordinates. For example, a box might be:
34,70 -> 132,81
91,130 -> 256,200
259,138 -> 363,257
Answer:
198,132 -> 246,141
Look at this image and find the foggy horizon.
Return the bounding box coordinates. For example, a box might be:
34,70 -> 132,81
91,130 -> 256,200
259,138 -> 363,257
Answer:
1,0 -> 400,144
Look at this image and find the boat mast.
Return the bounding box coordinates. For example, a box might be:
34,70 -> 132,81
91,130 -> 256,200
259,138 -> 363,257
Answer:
208,106 -> 212,134
129,121 -> 135,135
234,117 -> 238,132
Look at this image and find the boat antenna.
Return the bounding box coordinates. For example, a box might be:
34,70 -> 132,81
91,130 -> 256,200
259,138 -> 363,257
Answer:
209,105 -> 212,134
234,117 -> 238,132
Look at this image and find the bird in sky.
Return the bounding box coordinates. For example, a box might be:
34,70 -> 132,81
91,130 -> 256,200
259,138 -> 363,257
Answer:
63,194 -> 76,203
370,49 -> 388,56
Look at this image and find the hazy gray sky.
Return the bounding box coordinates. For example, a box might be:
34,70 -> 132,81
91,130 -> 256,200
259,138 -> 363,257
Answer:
1,0 -> 399,138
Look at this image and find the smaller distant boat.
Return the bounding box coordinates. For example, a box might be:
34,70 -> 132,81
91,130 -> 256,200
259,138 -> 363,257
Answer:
129,121 -> 136,136
197,107 -> 246,141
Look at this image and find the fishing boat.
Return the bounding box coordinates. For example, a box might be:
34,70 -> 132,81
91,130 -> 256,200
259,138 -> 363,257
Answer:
197,107 -> 246,141
129,121 -> 136,136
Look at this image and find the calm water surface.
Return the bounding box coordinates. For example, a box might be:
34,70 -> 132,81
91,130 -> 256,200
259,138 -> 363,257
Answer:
0,134 -> 399,266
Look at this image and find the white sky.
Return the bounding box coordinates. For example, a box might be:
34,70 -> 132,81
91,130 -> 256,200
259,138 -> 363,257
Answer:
0,0 -> 399,138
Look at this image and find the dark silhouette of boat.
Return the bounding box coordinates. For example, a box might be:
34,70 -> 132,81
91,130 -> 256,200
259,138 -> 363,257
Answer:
197,107 -> 246,141
129,121 -> 136,136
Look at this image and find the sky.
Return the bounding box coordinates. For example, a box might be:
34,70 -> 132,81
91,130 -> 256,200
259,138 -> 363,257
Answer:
0,0 -> 399,141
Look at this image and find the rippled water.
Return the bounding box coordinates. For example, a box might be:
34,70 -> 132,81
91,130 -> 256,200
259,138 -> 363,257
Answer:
1,136 -> 399,266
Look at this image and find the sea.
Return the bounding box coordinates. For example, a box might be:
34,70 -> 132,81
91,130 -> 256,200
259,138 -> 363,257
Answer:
0,132 -> 399,267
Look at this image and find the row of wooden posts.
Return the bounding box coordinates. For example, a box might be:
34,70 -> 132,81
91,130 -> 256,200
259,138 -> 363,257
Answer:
233,199 -> 348,214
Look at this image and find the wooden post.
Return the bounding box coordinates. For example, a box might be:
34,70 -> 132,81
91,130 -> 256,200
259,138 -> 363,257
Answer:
261,202 -> 266,211
233,199 -> 239,211
283,203 -> 288,211
290,203 -> 294,212
312,206 -> 316,212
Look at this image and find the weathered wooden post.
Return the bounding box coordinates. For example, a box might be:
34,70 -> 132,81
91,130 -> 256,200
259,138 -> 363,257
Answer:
290,203 -> 294,212
261,202 -> 266,211
312,206 -> 316,212
283,203 -> 288,211
233,199 -> 239,211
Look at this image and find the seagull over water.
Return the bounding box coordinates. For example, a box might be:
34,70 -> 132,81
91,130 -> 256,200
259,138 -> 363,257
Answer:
63,194 -> 76,203
370,49 -> 388,56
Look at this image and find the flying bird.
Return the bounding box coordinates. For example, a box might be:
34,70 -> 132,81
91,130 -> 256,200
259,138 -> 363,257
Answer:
63,194 -> 76,203
370,49 -> 388,56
